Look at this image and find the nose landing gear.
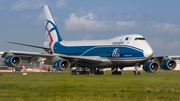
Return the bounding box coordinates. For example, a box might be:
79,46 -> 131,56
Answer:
133,64 -> 141,75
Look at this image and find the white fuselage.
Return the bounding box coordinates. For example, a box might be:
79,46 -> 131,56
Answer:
43,34 -> 153,68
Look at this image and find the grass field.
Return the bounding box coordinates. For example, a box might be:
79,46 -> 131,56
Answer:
0,71 -> 180,101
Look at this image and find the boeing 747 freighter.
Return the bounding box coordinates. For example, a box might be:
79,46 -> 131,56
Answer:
0,5 -> 177,75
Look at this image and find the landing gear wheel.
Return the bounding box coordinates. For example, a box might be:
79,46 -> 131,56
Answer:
71,68 -> 89,75
137,71 -> 140,75
100,71 -> 104,75
71,70 -> 77,75
94,68 -> 104,75
133,71 -> 140,75
112,67 -> 122,75
85,71 -> 89,75
80,71 -> 89,75
112,71 -> 122,75
133,71 -> 136,75
133,64 -> 141,75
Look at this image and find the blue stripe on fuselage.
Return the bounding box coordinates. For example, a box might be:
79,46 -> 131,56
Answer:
53,42 -> 144,59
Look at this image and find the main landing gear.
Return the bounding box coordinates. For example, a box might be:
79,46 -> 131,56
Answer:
112,67 -> 122,75
71,68 -> 104,75
133,64 -> 141,75
94,68 -> 104,75
71,68 -> 89,75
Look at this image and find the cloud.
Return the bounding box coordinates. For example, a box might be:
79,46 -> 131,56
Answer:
35,12 -> 44,26
166,41 -> 180,50
116,21 -> 136,27
116,21 -> 136,30
53,16 -> 58,22
0,6 -> 4,10
65,12 -> 137,31
65,13 -> 108,31
65,11 -> 180,35
154,23 -> 180,34
35,12 -> 58,26
0,0 -> 6,10
149,37 -> 180,50
82,34 -> 93,40
21,14 -> 36,20
11,0 -> 45,11
149,37 -> 164,48
56,0 -> 67,8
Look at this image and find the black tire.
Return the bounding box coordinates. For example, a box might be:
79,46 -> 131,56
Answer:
137,71 -> 140,75
85,71 -> 89,75
76,71 -> 80,75
133,71 -> 136,75
80,71 -> 82,75
71,71 -> 76,75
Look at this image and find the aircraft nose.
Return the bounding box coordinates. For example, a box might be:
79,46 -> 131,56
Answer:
144,46 -> 153,59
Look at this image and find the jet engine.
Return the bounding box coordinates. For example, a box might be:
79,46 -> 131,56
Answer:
161,59 -> 176,70
143,61 -> 160,73
4,55 -> 21,67
53,59 -> 70,71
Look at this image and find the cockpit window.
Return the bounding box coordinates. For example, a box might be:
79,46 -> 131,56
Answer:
135,38 -> 145,40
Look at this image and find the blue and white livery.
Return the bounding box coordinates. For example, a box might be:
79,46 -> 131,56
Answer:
0,5 -> 177,75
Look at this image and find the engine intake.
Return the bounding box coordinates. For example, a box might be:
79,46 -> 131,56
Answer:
53,59 -> 70,71
143,61 -> 160,73
161,59 -> 176,70
4,55 -> 21,67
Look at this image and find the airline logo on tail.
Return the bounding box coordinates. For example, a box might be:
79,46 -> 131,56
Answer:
43,5 -> 62,42
45,20 -> 62,42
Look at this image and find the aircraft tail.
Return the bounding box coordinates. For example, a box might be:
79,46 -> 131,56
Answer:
22,65 -> 27,72
42,5 -> 62,42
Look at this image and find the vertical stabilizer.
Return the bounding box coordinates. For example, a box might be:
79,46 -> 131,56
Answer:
22,65 -> 27,72
42,5 -> 62,42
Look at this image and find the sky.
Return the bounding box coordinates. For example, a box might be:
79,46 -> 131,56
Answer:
0,0 -> 180,56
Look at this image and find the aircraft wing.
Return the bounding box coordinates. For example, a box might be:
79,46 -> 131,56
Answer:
168,56 -> 180,59
151,56 -> 180,63
0,51 -> 103,64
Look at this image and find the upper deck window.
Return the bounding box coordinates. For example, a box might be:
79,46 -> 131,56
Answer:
135,38 -> 145,40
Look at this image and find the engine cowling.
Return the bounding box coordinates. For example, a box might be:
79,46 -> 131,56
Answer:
143,61 -> 160,73
161,59 -> 176,70
4,55 -> 21,67
53,59 -> 70,71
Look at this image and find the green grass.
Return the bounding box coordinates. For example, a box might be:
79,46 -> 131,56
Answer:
0,71 -> 180,101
